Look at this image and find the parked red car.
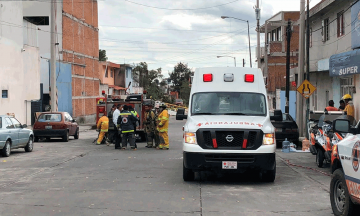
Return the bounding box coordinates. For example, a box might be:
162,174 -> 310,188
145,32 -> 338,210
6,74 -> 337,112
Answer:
33,112 -> 79,142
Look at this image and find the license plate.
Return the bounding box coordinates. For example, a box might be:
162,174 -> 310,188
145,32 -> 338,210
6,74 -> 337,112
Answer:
45,126 -> 52,129
222,161 -> 237,169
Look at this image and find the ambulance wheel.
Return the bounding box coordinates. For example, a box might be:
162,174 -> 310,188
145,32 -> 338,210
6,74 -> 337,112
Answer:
262,162 -> 276,182
316,149 -> 324,168
183,163 -> 194,181
330,169 -> 356,216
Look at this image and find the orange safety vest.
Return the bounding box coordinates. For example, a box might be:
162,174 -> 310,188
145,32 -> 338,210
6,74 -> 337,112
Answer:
325,106 -> 338,111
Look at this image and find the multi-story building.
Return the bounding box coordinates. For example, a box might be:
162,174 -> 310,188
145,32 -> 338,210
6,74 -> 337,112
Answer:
99,61 -> 127,96
259,11 -> 300,118
22,0 -> 99,123
307,0 -> 354,114
0,1 -> 41,125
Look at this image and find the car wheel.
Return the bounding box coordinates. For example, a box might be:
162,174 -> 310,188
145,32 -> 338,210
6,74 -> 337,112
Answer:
63,131 -> 69,142
74,129 -> 79,139
46,137 -> 51,142
34,136 -> 39,142
262,162 -> 276,182
1,140 -> 11,157
25,137 -> 34,152
330,169 -> 356,216
316,149 -> 324,168
183,163 -> 194,181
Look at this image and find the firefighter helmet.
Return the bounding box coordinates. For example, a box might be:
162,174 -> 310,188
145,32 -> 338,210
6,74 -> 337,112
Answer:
160,103 -> 167,108
342,94 -> 352,100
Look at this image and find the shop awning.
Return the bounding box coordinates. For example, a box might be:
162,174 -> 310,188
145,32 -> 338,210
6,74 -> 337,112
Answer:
329,49 -> 360,77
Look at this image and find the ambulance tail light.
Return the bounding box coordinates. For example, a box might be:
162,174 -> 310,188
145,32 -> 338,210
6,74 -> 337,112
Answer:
245,74 -> 254,83
263,133 -> 275,145
185,132 -> 197,144
203,74 -> 213,82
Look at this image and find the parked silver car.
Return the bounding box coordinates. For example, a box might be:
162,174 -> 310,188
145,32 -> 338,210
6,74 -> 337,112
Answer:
0,115 -> 34,157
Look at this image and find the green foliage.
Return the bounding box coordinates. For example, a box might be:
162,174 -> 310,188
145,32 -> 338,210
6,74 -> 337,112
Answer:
169,62 -> 193,92
180,80 -> 191,106
99,49 -> 107,61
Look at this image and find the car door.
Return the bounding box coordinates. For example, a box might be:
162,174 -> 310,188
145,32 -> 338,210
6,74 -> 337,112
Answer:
65,113 -> 75,135
68,113 -> 78,135
11,117 -> 28,146
4,117 -> 18,147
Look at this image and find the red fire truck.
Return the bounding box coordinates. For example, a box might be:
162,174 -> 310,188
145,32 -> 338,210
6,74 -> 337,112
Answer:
96,93 -> 154,141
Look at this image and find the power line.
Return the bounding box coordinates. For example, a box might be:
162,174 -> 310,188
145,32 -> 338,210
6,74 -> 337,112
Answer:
124,0 -> 240,10
99,24 -> 244,33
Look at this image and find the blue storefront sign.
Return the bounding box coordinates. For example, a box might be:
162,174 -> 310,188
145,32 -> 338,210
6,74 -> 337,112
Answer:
329,49 -> 360,77
352,1 -> 360,49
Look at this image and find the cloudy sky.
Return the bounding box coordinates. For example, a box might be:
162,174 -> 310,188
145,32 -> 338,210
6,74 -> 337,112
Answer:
98,0 -> 321,77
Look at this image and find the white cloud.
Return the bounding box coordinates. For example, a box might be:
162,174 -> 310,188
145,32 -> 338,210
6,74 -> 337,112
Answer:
98,0 -> 322,77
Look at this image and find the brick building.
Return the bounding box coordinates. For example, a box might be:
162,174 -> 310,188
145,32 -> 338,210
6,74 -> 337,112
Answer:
23,0 -> 99,124
259,11 -> 300,111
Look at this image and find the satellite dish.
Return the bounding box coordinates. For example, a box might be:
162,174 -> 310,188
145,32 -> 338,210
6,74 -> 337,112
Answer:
45,105 -> 51,112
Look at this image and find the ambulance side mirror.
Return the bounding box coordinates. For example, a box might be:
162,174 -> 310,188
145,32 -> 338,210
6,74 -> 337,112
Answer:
333,119 -> 352,134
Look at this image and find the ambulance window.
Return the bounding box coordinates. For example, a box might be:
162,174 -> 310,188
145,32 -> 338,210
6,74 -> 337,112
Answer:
191,92 -> 266,116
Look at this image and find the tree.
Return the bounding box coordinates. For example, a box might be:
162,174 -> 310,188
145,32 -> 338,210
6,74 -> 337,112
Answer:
99,49 -> 107,61
169,62 -> 193,93
180,80 -> 191,106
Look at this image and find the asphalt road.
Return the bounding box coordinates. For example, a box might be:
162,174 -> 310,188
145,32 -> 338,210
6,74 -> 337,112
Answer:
0,117 -> 333,216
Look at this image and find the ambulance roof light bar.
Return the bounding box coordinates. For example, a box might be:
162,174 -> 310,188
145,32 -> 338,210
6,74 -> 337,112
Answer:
203,74 -> 213,82
245,74 -> 254,83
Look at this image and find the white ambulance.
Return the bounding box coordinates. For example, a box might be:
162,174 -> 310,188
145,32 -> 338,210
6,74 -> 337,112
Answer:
176,67 -> 276,182
330,119 -> 360,216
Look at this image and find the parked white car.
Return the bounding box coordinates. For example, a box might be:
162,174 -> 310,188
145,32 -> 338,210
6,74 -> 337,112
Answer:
0,115 -> 34,157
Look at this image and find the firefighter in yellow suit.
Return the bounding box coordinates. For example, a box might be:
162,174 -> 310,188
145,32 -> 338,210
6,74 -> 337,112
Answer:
157,103 -> 170,150
97,115 -> 109,145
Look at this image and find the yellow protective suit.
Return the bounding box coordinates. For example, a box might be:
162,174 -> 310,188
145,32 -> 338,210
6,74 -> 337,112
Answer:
97,116 -> 109,145
157,109 -> 170,149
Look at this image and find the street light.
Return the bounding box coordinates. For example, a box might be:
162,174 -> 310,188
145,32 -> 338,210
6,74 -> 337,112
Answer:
221,16 -> 252,68
217,56 -> 236,67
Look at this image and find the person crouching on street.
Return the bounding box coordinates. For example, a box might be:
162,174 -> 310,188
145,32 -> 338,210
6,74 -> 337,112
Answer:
118,105 -> 138,150
156,103 -> 170,150
96,115 -> 109,145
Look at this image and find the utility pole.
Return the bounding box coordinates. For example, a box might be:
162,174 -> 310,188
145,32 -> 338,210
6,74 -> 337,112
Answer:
306,0 -> 310,138
243,59 -> 245,67
50,1 -> 57,112
297,0 -> 306,137
285,20 -> 292,114
256,0 -> 261,70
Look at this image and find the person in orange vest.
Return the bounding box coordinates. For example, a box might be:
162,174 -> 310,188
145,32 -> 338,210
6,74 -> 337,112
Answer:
96,115 -> 109,145
325,100 -> 338,111
157,103 -> 170,150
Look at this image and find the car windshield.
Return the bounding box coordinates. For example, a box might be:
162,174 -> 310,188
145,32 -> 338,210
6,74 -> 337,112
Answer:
191,92 -> 266,116
37,114 -> 62,122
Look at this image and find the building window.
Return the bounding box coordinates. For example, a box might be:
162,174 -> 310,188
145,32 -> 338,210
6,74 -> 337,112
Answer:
277,27 -> 282,41
2,90 -> 8,98
337,11 -> 344,37
267,32 -> 271,43
24,16 -> 49,25
126,69 -> 128,78
322,18 -> 330,42
105,68 -> 108,78
310,28 -> 312,47
111,69 -> 114,78
272,30 -> 276,41
340,77 -> 354,98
